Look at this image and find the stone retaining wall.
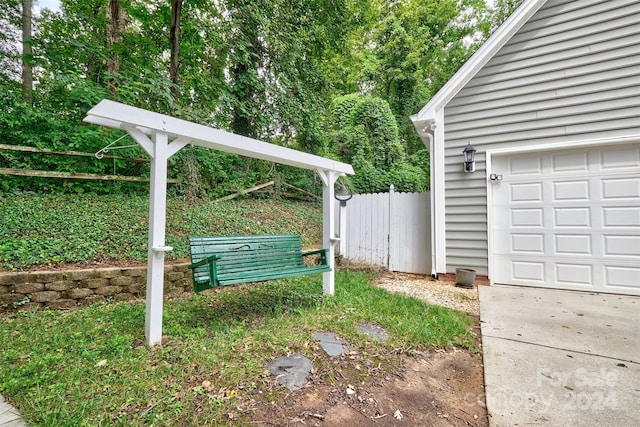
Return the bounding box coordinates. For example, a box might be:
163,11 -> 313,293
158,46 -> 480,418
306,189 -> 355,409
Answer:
0,264 -> 192,312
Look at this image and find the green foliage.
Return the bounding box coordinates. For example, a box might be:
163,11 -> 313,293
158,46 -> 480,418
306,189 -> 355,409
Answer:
0,194 -> 323,270
325,94 -> 427,193
330,0 -> 492,153
0,271 -> 473,425
0,0 -> 505,197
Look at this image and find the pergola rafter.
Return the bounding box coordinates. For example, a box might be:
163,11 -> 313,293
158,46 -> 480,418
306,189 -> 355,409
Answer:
84,100 -> 354,346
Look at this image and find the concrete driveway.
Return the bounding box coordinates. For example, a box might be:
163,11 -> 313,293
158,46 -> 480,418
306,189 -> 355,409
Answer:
479,285 -> 640,426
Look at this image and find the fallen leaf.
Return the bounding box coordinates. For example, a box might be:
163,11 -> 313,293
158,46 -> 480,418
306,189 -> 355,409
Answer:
95,359 -> 107,368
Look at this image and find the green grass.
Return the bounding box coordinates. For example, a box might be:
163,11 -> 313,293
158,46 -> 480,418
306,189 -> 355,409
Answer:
0,194 -> 323,269
0,270 -> 474,426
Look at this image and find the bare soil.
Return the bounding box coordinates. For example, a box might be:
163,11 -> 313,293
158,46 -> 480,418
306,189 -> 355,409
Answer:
247,272 -> 488,426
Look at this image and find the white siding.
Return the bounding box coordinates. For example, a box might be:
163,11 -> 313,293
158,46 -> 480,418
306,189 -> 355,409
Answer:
443,0 -> 640,275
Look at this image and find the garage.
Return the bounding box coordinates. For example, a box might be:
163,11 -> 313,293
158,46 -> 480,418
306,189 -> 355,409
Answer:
491,142 -> 640,295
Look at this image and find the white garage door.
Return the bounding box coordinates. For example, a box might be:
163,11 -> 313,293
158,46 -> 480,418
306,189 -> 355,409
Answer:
492,143 -> 640,295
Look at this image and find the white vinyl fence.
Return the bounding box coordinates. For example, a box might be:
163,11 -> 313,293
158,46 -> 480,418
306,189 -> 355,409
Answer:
339,187 -> 431,274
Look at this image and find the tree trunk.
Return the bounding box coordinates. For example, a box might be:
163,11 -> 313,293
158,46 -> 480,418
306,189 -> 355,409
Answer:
169,0 -> 183,100
21,0 -> 33,104
106,0 -> 124,99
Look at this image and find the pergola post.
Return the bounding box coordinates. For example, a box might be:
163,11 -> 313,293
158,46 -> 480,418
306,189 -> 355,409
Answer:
318,169 -> 339,295
128,129 -> 188,346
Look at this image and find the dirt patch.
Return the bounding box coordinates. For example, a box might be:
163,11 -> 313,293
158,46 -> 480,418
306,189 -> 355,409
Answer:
246,272 -> 487,426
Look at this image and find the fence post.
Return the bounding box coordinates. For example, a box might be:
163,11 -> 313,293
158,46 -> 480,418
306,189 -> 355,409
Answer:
388,184 -> 394,271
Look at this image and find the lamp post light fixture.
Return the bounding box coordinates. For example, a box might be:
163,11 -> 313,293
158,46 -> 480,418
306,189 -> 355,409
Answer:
334,183 -> 352,263
463,142 -> 476,173
334,183 -> 353,207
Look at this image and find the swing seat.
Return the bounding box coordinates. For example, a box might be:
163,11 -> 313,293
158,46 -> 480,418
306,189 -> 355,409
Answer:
188,234 -> 331,292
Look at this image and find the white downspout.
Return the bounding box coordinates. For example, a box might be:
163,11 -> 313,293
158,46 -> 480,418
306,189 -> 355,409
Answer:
424,124 -> 438,279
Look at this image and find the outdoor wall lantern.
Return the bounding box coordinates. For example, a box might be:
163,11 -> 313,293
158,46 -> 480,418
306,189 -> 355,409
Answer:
463,142 -> 476,173
334,183 -> 353,207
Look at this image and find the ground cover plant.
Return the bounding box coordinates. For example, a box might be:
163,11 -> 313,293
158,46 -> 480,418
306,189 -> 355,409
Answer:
0,194 -> 323,270
0,270 -> 474,426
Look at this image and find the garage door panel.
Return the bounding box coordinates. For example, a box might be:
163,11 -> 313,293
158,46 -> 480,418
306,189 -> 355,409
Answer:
556,263 -> 593,285
602,207 -> 640,226
512,208 -> 544,227
511,183 -> 543,202
510,156 -> 543,175
552,151 -> 589,172
603,235 -> 640,256
555,234 -> 592,255
553,180 -> 590,200
601,146 -> 640,169
491,143 -> 640,296
601,178 -> 640,199
512,234 -> 545,253
554,207 -> 591,227
605,265 -> 640,288
512,260 -> 546,282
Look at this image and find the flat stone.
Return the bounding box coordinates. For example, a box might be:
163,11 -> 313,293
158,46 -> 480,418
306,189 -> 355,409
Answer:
266,353 -> 313,391
29,291 -> 61,303
0,393 -> 27,426
356,323 -> 389,341
13,282 -> 45,294
313,332 -> 350,357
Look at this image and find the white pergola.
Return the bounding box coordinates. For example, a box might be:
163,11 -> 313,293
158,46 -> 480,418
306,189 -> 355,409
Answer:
84,100 -> 354,346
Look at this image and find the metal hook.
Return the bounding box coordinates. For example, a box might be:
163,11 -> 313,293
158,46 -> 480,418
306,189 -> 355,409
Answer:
95,134 -> 137,159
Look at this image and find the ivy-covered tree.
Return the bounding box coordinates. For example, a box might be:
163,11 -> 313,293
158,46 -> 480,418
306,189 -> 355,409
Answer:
325,94 -> 426,193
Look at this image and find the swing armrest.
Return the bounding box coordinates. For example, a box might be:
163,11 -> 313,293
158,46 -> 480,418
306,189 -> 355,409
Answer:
188,254 -> 221,269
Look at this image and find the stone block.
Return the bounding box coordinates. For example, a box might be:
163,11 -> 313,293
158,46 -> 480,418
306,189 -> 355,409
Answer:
94,286 -> 122,296
67,270 -> 97,281
98,268 -> 120,279
46,280 -> 75,291
110,276 -> 134,287
29,291 -> 61,303
48,299 -> 76,310
0,272 -> 29,285
134,276 -> 147,285
114,293 -> 135,302
65,288 -> 94,299
13,282 -> 45,294
123,267 -> 146,277
127,284 -> 144,294
29,271 -> 65,282
82,278 -> 110,289
0,293 -> 27,305
165,272 -> 184,281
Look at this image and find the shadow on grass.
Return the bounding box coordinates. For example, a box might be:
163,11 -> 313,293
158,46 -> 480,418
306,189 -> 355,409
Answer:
163,277 -> 325,333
